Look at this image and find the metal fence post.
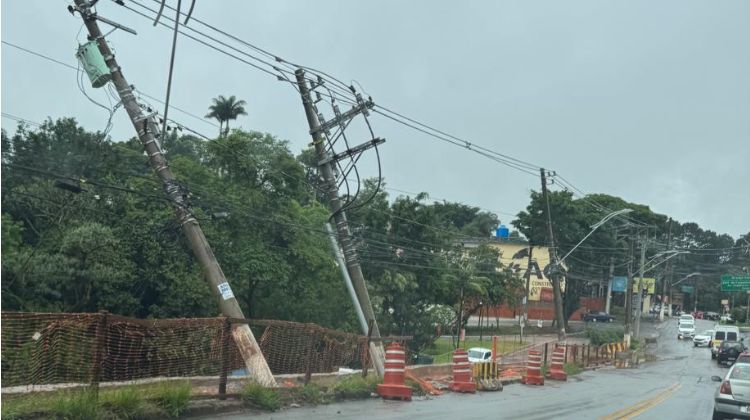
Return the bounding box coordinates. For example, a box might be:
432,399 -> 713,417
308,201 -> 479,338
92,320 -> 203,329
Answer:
91,310 -> 108,394
218,318 -> 231,400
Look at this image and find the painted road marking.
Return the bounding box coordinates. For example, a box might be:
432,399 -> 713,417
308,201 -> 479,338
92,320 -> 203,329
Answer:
599,383 -> 681,420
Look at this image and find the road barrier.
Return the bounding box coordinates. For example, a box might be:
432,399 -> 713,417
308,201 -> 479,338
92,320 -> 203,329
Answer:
450,348 -> 476,393
521,349 -> 544,386
472,362 -> 503,391
376,342 -> 412,401
547,346 -> 567,381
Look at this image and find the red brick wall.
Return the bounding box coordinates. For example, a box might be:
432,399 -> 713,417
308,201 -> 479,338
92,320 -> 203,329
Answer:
486,297 -> 605,321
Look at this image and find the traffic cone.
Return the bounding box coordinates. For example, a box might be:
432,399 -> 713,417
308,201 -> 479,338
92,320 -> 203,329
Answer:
450,348 -> 476,393
547,346 -> 567,381
522,350 -> 544,386
376,342 -> 412,401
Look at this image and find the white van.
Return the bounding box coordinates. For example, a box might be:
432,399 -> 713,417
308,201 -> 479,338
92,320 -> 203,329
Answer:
711,325 -> 741,359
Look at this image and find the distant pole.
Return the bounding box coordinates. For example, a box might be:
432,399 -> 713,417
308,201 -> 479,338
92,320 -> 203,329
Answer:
71,0 -> 275,386
539,168 -> 565,341
635,235 -> 647,337
659,219 -> 672,322
625,238 -> 634,338
605,257 -> 614,314
522,246 -> 534,343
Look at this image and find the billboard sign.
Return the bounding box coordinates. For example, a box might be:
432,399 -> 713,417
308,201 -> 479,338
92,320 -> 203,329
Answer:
612,276 -> 627,292
633,277 -> 656,294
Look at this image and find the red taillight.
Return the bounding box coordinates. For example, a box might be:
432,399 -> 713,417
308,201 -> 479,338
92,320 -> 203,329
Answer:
721,380 -> 733,395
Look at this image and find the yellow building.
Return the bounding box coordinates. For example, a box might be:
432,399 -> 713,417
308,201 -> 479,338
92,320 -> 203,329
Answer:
461,238 -> 565,301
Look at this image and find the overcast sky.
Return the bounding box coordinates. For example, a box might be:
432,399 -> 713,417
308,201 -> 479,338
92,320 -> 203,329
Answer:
2,0 -> 749,238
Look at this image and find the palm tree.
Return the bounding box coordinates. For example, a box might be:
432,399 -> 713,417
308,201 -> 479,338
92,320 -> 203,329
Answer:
205,95 -> 248,137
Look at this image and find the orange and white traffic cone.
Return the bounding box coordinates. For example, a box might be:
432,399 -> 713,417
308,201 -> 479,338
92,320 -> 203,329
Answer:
547,346 -> 567,381
522,349 -> 544,386
376,342 -> 412,401
450,348 -> 476,393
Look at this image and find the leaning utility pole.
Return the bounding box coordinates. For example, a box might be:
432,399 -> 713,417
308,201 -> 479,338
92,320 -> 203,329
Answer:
294,69 -> 385,376
539,168 -> 566,341
634,235 -> 647,337
72,0 -> 275,386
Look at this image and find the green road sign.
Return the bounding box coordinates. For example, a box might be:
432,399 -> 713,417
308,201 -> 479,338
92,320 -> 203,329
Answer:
681,285 -> 694,293
721,275 -> 750,292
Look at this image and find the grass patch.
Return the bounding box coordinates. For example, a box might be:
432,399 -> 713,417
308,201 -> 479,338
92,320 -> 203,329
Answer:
283,383 -> 327,406
330,375 -> 379,400
1,381 -> 193,420
424,337 -> 526,364
241,383 -> 282,411
564,363 -> 583,376
52,389 -> 101,420
101,386 -> 153,419
153,381 -> 191,418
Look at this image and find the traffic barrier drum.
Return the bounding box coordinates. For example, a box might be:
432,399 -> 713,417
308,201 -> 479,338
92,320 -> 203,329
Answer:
547,346 -> 567,381
522,349 -> 544,386
376,342 -> 412,401
450,348 -> 476,393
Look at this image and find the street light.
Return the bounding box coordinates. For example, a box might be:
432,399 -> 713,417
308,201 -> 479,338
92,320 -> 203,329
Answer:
558,208 -> 634,265
665,272 -> 701,318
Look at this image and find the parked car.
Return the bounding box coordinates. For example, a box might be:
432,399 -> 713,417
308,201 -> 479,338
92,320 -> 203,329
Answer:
712,326 -> 741,360
712,362 -> 750,419
735,352 -> 750,365
717,341 -> 746,366
706,312 -> 721,321
467,347 -> 492,363
694,330 -> 715,347
583,311 -> 615,323
678,321 -> 696,339
721,314 -> 736,324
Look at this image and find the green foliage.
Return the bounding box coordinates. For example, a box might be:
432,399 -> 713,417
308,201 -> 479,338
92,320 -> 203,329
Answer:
101,386 -> 150,420
330,375 -> 379,400
731,308 -> 746,324
241,383 -> 282,411
585,325 -> 624,346
153,381 -> 191,418
52,390 -> 100,420
563,362 -> 583,376
298,383 -> 325,405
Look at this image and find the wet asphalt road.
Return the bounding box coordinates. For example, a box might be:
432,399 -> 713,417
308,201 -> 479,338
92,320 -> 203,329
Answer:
216,318 -> 738,420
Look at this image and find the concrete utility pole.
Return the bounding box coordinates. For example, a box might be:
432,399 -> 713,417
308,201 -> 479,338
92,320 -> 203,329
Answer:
659,218 -> 673,322
72,1 -> 275,386
294,69 -> 385,376
539,168 -> 566,341
625,238 -> 634,338
521,246 -> 534,343
605,257 -> 614,314
634,235 -> 647,338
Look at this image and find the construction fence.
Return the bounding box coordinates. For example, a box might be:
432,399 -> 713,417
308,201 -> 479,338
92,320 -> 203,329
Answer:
1,311 -> 370,394
497,340 -> 627,376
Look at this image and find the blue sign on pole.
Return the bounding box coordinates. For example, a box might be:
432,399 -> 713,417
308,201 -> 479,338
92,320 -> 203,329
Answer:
612,276 -> 627,292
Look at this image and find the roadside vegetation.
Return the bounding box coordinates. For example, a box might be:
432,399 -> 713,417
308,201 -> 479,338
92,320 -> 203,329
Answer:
424,337 -> 527,363
585,325 -> 624,346
1,381 -> 192,420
